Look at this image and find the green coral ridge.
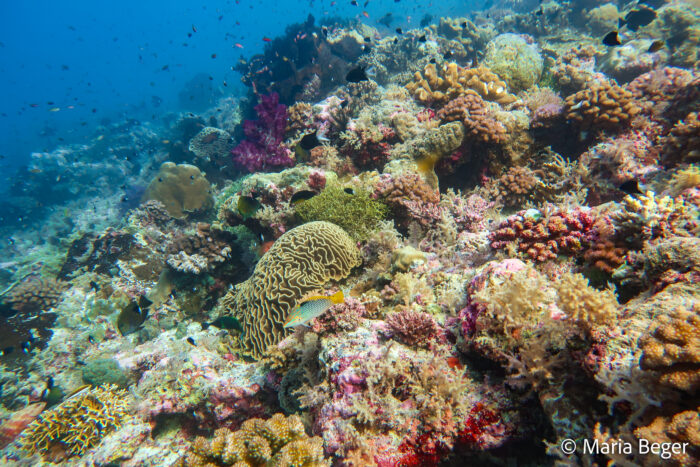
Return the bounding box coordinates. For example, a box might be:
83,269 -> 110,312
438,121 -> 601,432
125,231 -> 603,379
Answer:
81,358 -> 130,388
483,33 -> 543,92
295,185 -> 388,241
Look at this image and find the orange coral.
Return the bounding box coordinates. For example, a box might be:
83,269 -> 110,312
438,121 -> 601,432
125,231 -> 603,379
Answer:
437,92 -> 507,144
640,304 -> 700,393
565,80 -> 643,131
486,166 -> 543,207
634,408 -> 699,467
583,239 -> 627,274
406,63 -> 516,106
552,45 -> 603,94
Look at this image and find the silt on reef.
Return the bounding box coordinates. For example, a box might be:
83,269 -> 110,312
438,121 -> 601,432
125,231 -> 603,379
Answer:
1,2 -> 700,467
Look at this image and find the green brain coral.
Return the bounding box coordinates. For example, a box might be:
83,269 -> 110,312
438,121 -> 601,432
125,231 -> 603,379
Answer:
294,185 -> 388,241
221,221 -> 361,358
483,33 -> 543,92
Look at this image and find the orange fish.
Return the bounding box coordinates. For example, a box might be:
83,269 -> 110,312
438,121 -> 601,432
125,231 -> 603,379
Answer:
234,43 -> 244,48
262,37 -> 272,42
257,240 -> 275,256
446,357 -> 464,370
362,11 -> 369,18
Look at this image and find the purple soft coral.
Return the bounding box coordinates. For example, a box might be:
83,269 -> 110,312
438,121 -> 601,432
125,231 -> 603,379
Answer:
231,93 -> 294,172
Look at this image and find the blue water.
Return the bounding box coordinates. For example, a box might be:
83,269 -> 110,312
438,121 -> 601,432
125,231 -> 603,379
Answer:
0,0 -> 484,173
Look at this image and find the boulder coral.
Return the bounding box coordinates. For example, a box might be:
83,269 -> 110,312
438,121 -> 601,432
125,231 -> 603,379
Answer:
142,162 -> 213,218
482,33 -> 543,92
220,221 -> 361,358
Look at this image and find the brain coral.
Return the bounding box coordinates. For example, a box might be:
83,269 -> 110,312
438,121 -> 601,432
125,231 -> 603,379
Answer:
483,33 -> 543,92
221,221 -> 361,358
183,413 -> 329,466
143,162 -> 213,218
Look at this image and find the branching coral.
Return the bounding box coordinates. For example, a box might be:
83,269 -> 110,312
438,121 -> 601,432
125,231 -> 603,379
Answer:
386,308 -> 440,347
640,304 -> 700,393
406,63 -> 516,106
489,209 -> 595,262
182,413 -> 329,466
18,385 -> 129,459
437,92 -> 506,144
486,166 -> 544,208
565,80 -> 643,131
373,173 -> 441,229
612,191 -> 690,245
660,112 -> 700,167
294,185 -> 388,241
142,162 -> 213,218
220,221 -> 361,358
231,93 -> 294,172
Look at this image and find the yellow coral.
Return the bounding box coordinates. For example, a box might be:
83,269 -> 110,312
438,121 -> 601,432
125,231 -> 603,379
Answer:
565,80 -> 642,130
183,413 -> 329,467
552,272 -> 618,327
640,304 -> 700,392
221,222 -> 361,358
18,384 -> 129,458
406,63 -> 516,106
143,162 -> 213,218
634,408 -> 699,467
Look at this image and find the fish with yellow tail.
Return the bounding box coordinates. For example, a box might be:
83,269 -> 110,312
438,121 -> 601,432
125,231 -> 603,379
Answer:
283,290 -> 346,328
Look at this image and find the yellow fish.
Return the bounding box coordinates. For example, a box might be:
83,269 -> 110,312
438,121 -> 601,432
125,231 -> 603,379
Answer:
283,290 -> 345,328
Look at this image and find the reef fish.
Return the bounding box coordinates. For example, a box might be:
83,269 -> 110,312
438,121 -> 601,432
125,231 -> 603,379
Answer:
237,195 -> 261,218
290,190 -> 316,205
346,66 -> 369,83
619,7 -> 656,32
202,316 -> 243,332
602,31 -> 622,46
116,295 -> 152,336
283,290 -> 345,328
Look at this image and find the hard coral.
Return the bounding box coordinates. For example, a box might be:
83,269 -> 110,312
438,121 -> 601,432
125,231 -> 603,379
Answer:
220,222 -> 360,358
386,308 -> 440,347
373,173 -> 441,229
634,408 -> 699,467
565,80 -> 643,132
486,165 -> 544,208
183,413 -> 329,466
18,385 -> 129,460
661,112 -> 700,167
294,185 -> 388,241
188,126 -> 233,164
406,63 -> 516,107
166,223 -> 239,274
232,93 -> 294,173
142,162 -> 213,218
437,92 -> 506,144
640,304 -> 700,393
3,274 -> 66,313
482,33 -> 543,92
489,209 -> 595,262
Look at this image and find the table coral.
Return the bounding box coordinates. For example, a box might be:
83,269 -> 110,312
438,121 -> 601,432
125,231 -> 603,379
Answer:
406,62 -> 516,106
182,413 -> 329,466
220,221 -> 361,358
18,384 -> 129,460
640,304 -> 699,393
142,162 -> 213,218
231,92 -> 294,172
565,80 -> 643,131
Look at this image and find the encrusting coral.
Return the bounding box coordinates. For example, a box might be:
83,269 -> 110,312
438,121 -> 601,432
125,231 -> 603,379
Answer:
17,385 -> 129,459
2,274 -> 66,313
142,162 -> 213,218
220,221 -> 361,358
182,413 -> 329,466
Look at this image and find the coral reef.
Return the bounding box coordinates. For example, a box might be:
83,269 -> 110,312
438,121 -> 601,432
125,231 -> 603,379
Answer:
385,308 -> 440,347
406,63 -> 516,106
437,93 -> 506,144
220,222 -> 360,358
182,413 -> 329,466
231,93 -> 294,172
18,385 -> 129,460
143,162 -> 213,218
483,33 -> 543,92
294,185 -> 388,241
2,274 -> 66,314
565,80 -> 643,132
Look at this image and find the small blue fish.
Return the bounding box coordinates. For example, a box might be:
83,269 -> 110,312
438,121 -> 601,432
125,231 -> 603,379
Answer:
283,290 -> 345,328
